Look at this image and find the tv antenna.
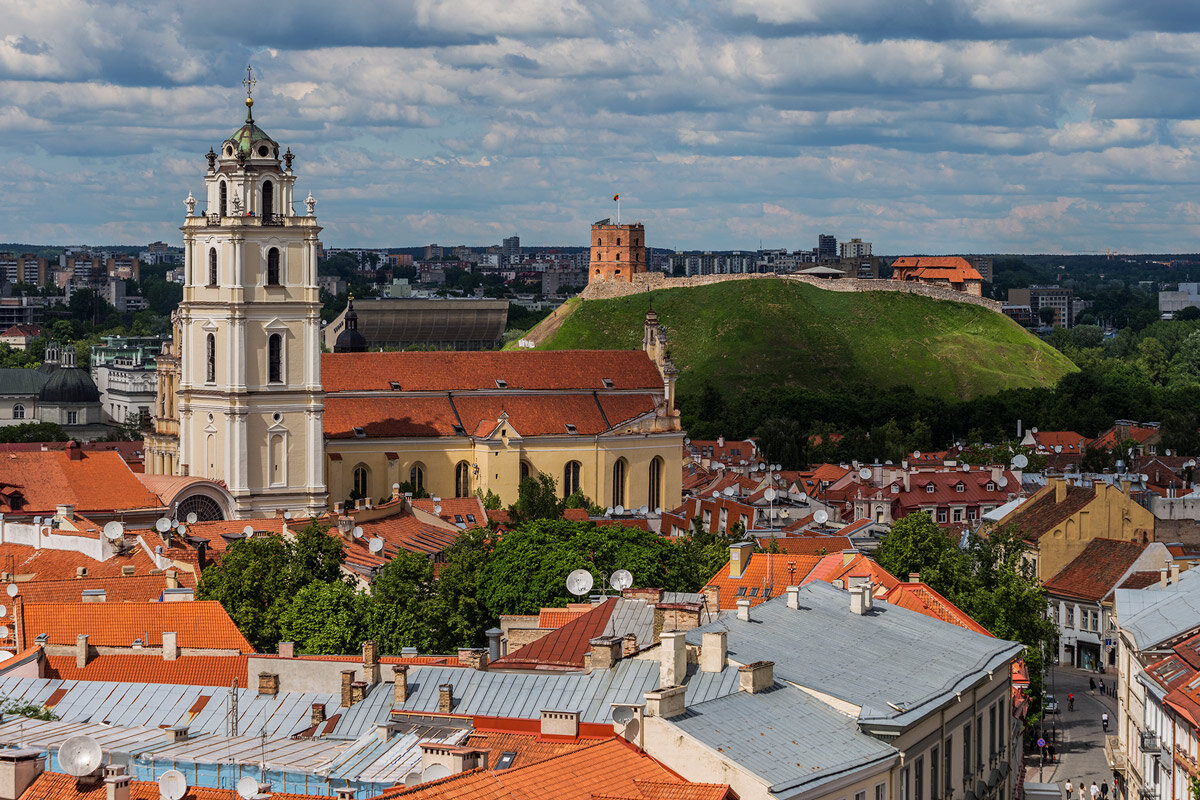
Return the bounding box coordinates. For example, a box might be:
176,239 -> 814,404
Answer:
59,735 -> 103,777
158,770 -> 187,800
566,569 -> 594,596
610,569 -> 633,591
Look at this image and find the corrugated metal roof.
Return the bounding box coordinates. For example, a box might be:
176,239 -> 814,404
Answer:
603,600 -> 653,649
673,684 -> 899,793
0,677 -> 338,738
684,581 -> 1022,727
329,683 -> 393,739
1117,568 -> 1200,651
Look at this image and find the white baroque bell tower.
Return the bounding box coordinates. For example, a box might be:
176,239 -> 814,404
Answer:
177,71 -> 326,517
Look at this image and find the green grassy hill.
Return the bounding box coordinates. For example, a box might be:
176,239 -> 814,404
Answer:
536,279 -> 1077,401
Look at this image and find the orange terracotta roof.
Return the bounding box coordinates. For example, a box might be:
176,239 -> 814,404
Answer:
753,535 -> 852,556
885,582 -> 991,635
538,608 -> 591,628
20,771 -> 326,800
0,541 -> 158,583
5,601 -> 253,652
167,517 -> 289,556
464,730 -> 601,771
891,256 -> 983,283
594,781 -> 733,800
412,497 -> 488,529
1121,570 -> 1162,590
705,553 -> 822,609
42,653 -> 249,686
803,552 -> 901,598
494,599 -> 617,670
0,450 -> 162,515
321,350 -> 664,393
8,573 -> 194,603
1043,538 -> 1149,601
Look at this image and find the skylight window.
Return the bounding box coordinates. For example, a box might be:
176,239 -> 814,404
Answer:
735,587 -> 747,596
466,514 -> 476,523
389,381 -> 401,390
601,378 -> 614,389
565,423 -> 577,434
495,379 -> 508,388
353,427 -> 365,438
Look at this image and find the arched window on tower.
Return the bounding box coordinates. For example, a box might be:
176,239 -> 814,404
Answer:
268,333 -> 283,383
208,248 -> 218,286
612,458 -> 627,508
267,247 -> 280,286
220,181 -> 228,217
205,333 -> 216,383
455,461 -> 471,497
563,461 -> 581,499
269,434 -> 285,486
410,463 -> 426,494
262,180 -> 274,220
648,456 -> 663,511
352,464 -> 369,498
12,404 -> 24,420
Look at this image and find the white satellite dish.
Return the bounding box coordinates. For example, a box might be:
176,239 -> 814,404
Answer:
814,510 -> 829,525
158,770 -> 187,800
605,507 -> 614,516
352,526 -> 364,539
610,569 -> 634,591
654,507 -> 662,515
858,467 -> 872,480
59,735 -> 103,777
155,518 -> 171,532
758,462 -> 766,471
998,476 -> 1008,488
237,777 -> 260,800
961,463 -> 970,472
566,569 -> 594,596
5,584 -> 17,598
433,505 -> 442,515
102,521 -> 124,541
1166,449 -> 1173,457
423,764 -> 450,782
639,505 -> 649,515
403,773 -> 422,787
186,512 -> 198,524
1055,445 -> 1063,453
913,451 -> 921,459
0,605 -> 8,617
723,487 -> 735,497
369,538 -> 384,553
612,705 -> 635,724
615,505 -> 625,515
170,519 -> 179,529
175,524 -> 186,536
711,491 -> 720,499
763,488 -> 777,502
1012,454 -> 1028,469
283,511 -> 292,520
0,626 -> 9,639
242,525 -> 254,536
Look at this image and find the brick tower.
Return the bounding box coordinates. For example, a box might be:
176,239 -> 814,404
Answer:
588,219 -> 645,283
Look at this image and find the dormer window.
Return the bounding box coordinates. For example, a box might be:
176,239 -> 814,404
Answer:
452,424 -> 466,435
565,423 -> 577,434
353,426 -> 365,438
925,483 -> 935,493
891,484 -> 899,494
601,378 -> 614,389
495,379 -> 508,388
955,482 -> 965,493
986,482 -> 996,491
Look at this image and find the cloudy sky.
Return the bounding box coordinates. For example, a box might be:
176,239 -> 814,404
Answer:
3,0 -> 1200,253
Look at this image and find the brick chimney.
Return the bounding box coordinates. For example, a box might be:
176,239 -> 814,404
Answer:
622,633 -> 639,657
392,665 -> 408,704
700,585 -> 719,615
277,641 -> 295,658
363,640 -> 380,684
336,516 -> 354,539
588,636 -> 622,670
350,681 -> 367,704
908,572 -> 921,583
438,683 -> 454,714
340,670 -> 354,708
258,672 -> 279,696
311,703 -> 326,727
457,648 -> 489,671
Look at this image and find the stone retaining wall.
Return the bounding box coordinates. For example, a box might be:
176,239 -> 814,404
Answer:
580,272 -> 1002,312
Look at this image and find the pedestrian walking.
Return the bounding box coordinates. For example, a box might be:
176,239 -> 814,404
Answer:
1079,782 -> 1087,800
1102,712 -> 1110,732
1068,693 -> 1075,711
1090,677 -> 1097,695
1099,679 -> 1106,696
1048,742 -> 1056,763
1091,782 -> 1100,800
1101,781 -> 1109,800
1066,780 -> 1074,799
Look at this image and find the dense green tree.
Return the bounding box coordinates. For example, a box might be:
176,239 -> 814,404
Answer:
279,582 -> 369,654
368,548 -> 441,652
1177,306 -> 1200,322
875,512 -> 965,594
429,527 -> 496,649
756,417 -> 806,469
508,473 -> 563,523
0,423 -> 67,443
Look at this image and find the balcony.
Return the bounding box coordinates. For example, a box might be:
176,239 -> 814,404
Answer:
1139,789 -> 1157,800
1106,735 -> 1128,773
1173,744 -> 1200,778
1141,732 -> 1162,753
198,212 -> 298,228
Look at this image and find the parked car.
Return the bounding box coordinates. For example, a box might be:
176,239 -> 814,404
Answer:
1044,694 -> 1059,714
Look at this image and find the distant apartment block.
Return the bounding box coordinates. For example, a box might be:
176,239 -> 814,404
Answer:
817,234 -> 838,261
502,235 -> 520,258
423,244 -> 443,260
588,219 -> 646,283
542,267 -> 588,295
962,255 -> 994,283
385,253 -> 413,270
0,253 -> 48,286
1159,282 -> 1200,318
1007,285 -> 1075,327
839,238 -> 871,258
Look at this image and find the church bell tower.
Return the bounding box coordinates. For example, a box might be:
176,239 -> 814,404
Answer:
177,69 -> 326,517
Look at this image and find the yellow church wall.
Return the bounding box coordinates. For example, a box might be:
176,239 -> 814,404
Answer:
1029,480 -> 1156,583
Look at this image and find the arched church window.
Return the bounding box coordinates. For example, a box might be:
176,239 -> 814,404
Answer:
267,247 -> 280,285
270,434 -> 285,486
208,248 -> 218,286
206,333 -> 216,383
520,460 -> 532,483
12,404 -> 24,420
220,181 -> 228,217
352,464 -> 369,498
563,461 -> 581,498
648,456 -> 663,511
268,333 -> 283,383
455,461 -> 471,498
612,458 -> 627,508
409,463 -> 425,493
617,238 -> 621,246
262,180 -> 274,219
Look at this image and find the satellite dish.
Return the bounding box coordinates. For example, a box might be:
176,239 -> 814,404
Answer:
1054,445 -> 1063,453
175,524 -> 187,536
369,538 -> 384,553
711,491 -> 720,499
283,511 -> 292,520
723,487 -> 735,497
610,569 -> 634,591
913,451 -> 921,459
59,735 -> 103,777
0,626 -> 9,639
32,517 -> 41,526
156,518 -> 171,532
186,512 -> 198,524
170,519 -> 179,529
566,569 -> 594,596
5,585 -> 17,598
639,505 -> 649,515
763,488 -> 777,502
612,705 -> 635,724
433,505 -> 442,515
423,764 -> 450,782
758,462 -> 766,471
352,526 -> 364,539
814,510 -> 829,525
403,773 -> 422,787
102,521 -> 124,541
1011,454 -> 1029,469
237,777 -> 260,800
858,468 -> 872,480
961,463 -> 970,472
159,770 -> 187,800
605,507 -> 614,516
654,507 -> 662,515
242,525 -> 254,536
615,505 -> 625,515
998,476 -> 1008,488
1166,449 -> 1173,457
0,605 -> 8,617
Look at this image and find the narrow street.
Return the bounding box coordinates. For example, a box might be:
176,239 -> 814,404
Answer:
1025,665 -> 1120,796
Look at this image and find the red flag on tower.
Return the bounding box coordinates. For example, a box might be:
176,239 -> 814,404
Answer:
613,194 -> 619,201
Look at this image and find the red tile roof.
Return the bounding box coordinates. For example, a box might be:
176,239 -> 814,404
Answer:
1092,424 -> 1161,449
8,573 -> 194,603
804,552 -> 901,598
0,541 -> 159,583
753,535 -> 852,556
321,350 -> 664,393
996,482 -> 1096,541
1121,570 -> 1163,590
493,598 -> 616,670
891,256 -> 983,283
412,497 -> 488,529
20,772 -> 326,800
1043,538 -> 1149,602
0,450 -> 162,515
885,582 -> 991,635
5,601 -> 253,652
1028,431 -> 1088,453
463,730 -> 602,771
42,653 -> 249,686
538,608 -> 591,628
705,553 -> 822,609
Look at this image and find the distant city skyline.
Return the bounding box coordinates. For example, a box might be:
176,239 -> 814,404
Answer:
3,2 -> 1200,253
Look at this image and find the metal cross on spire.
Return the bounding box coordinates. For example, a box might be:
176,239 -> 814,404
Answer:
243,65 -> 256,98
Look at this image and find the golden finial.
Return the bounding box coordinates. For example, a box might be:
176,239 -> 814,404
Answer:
243,65 -> 256,121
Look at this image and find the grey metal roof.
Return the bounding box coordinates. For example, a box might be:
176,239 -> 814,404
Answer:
603,599 -> 654,648
1116,567 -> 1200,651
672,684 -> 899,794
685,581 -> 1023,728
0,368 -> 47,396
0,718 -> 165,757
0,677 -> 337,738
329,682 -> 393,739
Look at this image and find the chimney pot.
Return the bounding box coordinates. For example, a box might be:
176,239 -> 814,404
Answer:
438,683 -> 454,714
1171,562 -> 1181,583
162,631 -> 178,661
311,703 -> 326,727
75,633 -> 89,669
485,627 -> 503,662
588,636 -> 622,670
738,660 -> 774,694
909,572 -> 920,583
258,671 -> 279,696
786,585 -> 800,610
736,598 -> 751,622
659,630 -> 686,687
700,631 -> 727,673
392,665 -> 409,705
277,641 -> 295,658
340,669 -> 355,708
0,749 -> 44,800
